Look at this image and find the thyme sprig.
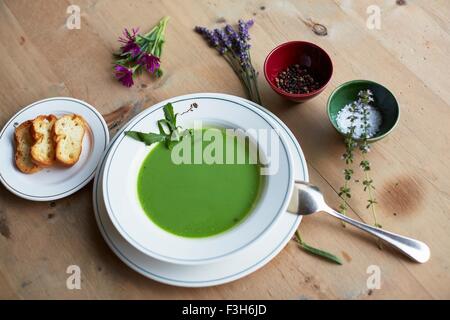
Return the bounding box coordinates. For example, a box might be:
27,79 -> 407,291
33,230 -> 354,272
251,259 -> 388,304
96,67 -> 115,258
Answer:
338,90 -> 381,229
338,101 -> 358,225
358,91 -> 381,228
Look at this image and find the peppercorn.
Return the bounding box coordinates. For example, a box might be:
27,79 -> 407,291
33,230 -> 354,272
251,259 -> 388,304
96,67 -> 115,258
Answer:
274,64 -> 321,94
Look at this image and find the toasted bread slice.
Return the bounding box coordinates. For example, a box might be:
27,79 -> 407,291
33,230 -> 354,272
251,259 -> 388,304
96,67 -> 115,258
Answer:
14,121 -> 42,174
53,114 -> 86,166
30,115 -> 57,167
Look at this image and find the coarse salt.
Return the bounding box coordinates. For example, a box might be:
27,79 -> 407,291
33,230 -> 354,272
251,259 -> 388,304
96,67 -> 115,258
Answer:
336,102 -> 382,139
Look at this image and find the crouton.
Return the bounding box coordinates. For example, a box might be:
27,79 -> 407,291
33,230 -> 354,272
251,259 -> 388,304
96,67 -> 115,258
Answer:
30,115 -> 57,167
53,114 -> 86,166
14,120 -> 42,174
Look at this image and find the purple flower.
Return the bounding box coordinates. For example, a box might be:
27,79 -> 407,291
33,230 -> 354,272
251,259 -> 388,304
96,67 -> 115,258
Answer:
194,26 -> 219,48
194,19 -> 261,104
213,29 -> 229,54
194,26 -> 207,34
138,53 -> 160,73
224,24 -> 239,47
224,25 -> 243,49
118,28 -> 141,57
219,30 -> 232,49
114,65 -> 134,87
238,19 -> 253,41
223,23 -> 251,67
196,21 -> 254,68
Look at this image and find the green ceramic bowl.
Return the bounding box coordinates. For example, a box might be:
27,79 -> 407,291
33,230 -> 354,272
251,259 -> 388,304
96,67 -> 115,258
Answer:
327,80 -> 400,142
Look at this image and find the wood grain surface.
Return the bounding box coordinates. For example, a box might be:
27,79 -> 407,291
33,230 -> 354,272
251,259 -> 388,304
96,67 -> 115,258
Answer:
0,0 -> 449,299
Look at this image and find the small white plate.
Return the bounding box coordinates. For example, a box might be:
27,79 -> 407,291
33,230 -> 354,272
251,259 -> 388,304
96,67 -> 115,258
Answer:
0,97 -> 109,201
93,94 -> 308,287
102,94 -> 294,265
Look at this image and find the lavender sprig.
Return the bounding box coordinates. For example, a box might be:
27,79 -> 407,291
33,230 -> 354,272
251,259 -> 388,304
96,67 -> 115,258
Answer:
195,20 -> 261,104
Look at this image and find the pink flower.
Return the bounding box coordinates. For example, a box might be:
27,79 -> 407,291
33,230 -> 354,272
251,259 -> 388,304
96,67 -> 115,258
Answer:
118,28 -> 141,57
114,65 -> 134,87
138,53 -> 160,73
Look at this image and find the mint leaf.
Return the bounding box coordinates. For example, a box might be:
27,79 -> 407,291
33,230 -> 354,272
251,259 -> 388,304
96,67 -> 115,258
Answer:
125,131 -> 166,146
163,103 -> 177,127
157,119 -> 173,134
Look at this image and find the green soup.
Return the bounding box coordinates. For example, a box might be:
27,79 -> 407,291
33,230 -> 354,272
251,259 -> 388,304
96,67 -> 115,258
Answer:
137,129 -> 263,238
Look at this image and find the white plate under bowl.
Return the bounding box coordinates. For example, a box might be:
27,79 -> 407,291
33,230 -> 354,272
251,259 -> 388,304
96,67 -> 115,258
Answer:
0,97 -> 109,201
93,94 -> 308,287
102,94 -> 294,265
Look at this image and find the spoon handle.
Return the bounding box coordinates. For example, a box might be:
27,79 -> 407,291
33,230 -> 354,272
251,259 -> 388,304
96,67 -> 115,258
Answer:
324,206 -> 430,263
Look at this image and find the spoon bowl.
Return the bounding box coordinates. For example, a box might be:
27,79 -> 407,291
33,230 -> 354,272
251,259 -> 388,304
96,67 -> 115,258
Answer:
288,182 -> 325,215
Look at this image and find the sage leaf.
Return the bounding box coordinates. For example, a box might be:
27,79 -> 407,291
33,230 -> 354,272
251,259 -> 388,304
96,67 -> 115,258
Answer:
295,231 -> 342,265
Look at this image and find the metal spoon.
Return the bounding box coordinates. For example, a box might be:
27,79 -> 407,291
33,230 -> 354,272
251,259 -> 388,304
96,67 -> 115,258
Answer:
288,181 -> 430,263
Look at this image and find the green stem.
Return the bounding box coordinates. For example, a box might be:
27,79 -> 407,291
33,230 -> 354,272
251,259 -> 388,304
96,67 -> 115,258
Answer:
131,64 -> 140,72
339,179 -> 349,227
224,54 -> 249,90
151,16 -> 169,56
362,153 -> 380,228
223,50 -> 261,104
142,26 -> 157,39
223,52 -> 257,102
247,53 -> 262,104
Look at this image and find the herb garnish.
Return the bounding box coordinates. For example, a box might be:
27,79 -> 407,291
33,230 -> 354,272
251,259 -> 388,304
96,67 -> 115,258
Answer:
125,103 -> 192,149
195,20 -> 262,104
338,101 -> 358,227
113,17 -> 169,87
338,90 -> 381,229
359,93 -> 381,228
294,231 -> 342,265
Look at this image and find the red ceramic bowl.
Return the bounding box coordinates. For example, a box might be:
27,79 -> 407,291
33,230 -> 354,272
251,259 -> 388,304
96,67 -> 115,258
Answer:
264,41 -> 333,102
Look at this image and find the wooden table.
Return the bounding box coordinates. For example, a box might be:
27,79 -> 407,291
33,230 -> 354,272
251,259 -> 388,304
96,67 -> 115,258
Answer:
0,0 -> 449,299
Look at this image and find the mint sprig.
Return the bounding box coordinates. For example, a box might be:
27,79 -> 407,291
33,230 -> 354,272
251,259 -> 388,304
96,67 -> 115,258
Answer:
125,131 -> 166,145
125,103 -> 192,149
